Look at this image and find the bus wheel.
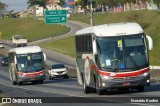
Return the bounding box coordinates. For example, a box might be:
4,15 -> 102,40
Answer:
137,86 -> 144,92
49,76 -> 52,80
96,87 -> 104,95
96,78 -> 104,95
83,77 -> 90,94
83,83 -> 90,94
40,80 -> 43,84
13,81 -> 16,85
17,81 -> 22,86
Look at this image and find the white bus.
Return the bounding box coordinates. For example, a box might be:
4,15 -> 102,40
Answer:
8,46 -> 46,85
75,23 -> 153,95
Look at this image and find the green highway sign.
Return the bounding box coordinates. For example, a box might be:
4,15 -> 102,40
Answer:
45,10 -> 67,15
45,16 -> 67,24
45,10 -> 67,24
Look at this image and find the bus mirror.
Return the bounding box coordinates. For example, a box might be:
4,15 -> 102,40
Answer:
14,56 -> 17,64
146,35 -> 153,50
43,53 -> 46,61
93,40 -> 97,55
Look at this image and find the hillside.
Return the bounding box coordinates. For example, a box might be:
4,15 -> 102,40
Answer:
0,18 -> 69,42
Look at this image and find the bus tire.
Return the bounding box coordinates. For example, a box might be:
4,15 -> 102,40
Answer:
49,75 -> 52,80
13,81 -> 16,85
137,86 -> 144,92
17,78 -> 23,85
96,77 -> 104,95
97,89 -> 104,95
83,82 -> 90,94
40,80 -> 43,84
83,75 -> 90,94
17,81 -> 22,86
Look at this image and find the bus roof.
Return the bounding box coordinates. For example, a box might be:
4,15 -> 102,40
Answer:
75,22 -> 144,36
9,46 -> 42,54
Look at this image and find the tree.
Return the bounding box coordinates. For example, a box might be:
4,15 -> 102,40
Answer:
153,0 -> 160,9
75,0 -> 88,7
95,0 -> 138,6
6,10 -> 17,18
58,0 -> 65,7
0,2 -> 7,16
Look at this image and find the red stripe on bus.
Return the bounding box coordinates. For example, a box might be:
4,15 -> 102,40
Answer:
91,65 -> 149,77
18,70 -> 45,76
85,56 -> 149,77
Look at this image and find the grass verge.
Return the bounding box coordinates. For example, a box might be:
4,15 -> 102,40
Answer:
39,36 -> 75,58
0,18 -> 69,42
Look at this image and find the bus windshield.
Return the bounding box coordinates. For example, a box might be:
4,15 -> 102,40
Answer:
97,34 -> 148,72
16,52 -> 45,73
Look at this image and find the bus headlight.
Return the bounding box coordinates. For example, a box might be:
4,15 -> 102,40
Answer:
100,75 -> 110,80
141,72 -> 150,77
18,74 -> 25,78
39,73 -> 44,76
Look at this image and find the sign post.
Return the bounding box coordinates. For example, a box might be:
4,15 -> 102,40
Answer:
45,10 -> 67,24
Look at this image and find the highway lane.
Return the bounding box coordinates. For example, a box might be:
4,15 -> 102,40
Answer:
0,65 -> 160,106
0,21 -> 160,106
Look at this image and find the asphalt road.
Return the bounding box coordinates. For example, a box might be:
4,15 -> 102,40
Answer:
0,65 -> 160,106
0,20 -> 160,106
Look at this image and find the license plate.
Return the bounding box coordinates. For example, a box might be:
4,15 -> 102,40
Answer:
123,82 -> 130,86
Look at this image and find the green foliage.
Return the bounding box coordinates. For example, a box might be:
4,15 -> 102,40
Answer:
58,0 -> 65,7
153,0 -> 160,8
0,1 -> 7,15
95,0 -> 137,5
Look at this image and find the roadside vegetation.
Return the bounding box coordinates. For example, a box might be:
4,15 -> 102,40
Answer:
41,10 -> 160,66
39,36 -> 75,57
0,18 -> 69,42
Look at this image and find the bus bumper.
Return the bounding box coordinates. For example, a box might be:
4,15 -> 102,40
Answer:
18,74 -> 45,82
98,74 -> 150,90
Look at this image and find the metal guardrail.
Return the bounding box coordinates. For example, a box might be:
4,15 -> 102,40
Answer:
150,66 -> 160,69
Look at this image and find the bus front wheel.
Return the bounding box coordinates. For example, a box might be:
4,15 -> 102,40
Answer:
17,81 -> 22,86
83,82 -> 90,94
96,77 -> 105,95
83,75 -> 90,94
40,80 -> 43,84
13,81 -> 16,85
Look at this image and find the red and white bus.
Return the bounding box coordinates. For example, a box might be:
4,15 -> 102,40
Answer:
75,23 -> 153,95
8,46 -> 46,85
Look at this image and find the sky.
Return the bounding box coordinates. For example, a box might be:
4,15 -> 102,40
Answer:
0,0 -> 28,12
